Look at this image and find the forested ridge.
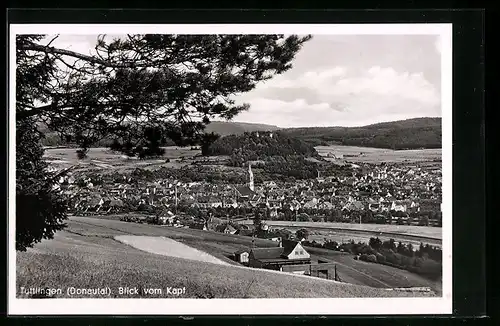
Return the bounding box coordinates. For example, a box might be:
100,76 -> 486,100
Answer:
205,131 -> 320,161
280,117 -> 442,149
40,117 -> 441,151
204,131 -> 352,180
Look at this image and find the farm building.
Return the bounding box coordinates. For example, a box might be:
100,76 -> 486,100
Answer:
216,223 -> 237,234
247,239 -> 311,271
190,221 -> 208,231
158,211 -> 176,225
234,249 -> 250,264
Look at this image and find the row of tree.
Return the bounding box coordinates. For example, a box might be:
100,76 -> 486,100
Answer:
300,237 -> 442,280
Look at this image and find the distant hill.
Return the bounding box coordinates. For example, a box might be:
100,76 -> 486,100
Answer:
206,131 -> 319,161
205,131 -> 329,179
38,117 -> 441,150
205,121 -> 280,136
38,121 -> 280,147
280,118 -> 442,150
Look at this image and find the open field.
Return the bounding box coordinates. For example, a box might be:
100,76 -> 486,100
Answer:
43,147 -> 203,172
315,145 -> 442,164
238,220 -> 442,249
308,230 -> 441,249
17,216 -> 440,298
239,220 -> 442,240
44,145 -> 442,172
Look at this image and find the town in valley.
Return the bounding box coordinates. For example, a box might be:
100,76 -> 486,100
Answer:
15,32 -> 445,300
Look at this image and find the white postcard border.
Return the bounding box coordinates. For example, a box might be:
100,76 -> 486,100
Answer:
8,23 -> 453,315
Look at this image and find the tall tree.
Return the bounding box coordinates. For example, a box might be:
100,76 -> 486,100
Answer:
18,34 -> 312,153
296,228 -> 309,241
16,118 -> 68,251
15,33 -> 312,250
369,237 -> 382,250
253,209 -> 262,230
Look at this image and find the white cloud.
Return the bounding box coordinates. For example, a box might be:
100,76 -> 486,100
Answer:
231,97 -> 433,128
330,66 -> 440,106
235,65 -> 441,127
264,66 -> 348,90
36,34 -> 441,128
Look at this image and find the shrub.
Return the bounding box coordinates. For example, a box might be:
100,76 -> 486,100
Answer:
376,253 -> 386,264
359,254 -> 377,263
414,258 -> 442,280
366,254 -> 377,263
358,244 -> 376,255
323,240 -> 339,250
76,148 -> 89,159
382,250 -> 401,266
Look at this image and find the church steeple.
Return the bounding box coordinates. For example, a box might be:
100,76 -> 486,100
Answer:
248,162 -> 254,191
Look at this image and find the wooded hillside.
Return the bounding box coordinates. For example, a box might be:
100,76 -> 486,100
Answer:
280,118 -> 442,149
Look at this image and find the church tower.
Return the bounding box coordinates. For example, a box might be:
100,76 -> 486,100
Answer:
248,162 -> 254,191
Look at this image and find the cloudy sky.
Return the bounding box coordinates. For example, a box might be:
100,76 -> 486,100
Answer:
45,34 -> 442,128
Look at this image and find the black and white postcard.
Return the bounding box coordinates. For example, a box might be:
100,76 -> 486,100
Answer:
8,23 -> 453,315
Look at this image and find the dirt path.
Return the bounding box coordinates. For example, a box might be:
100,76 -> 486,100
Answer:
115,235 -> 231,266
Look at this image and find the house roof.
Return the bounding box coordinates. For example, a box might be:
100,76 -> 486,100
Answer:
303,200 -> 318,208
319,202 -> 334,209
88,198 -> 102,206
225,225 -> 237,232
235,186 -> 256,197
109,199 -> 124,207
348,201 -> 365,210
281,239 -> 300,257
263,234 -> 282,240
258,258 -> 310,264
250,247 -> 284,260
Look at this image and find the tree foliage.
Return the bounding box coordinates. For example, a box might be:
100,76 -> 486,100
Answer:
280,117 -> 442,149
206,131 -> 319,161
295,228 -> 309,240
18,34 -> 312,155
16,118 -> 68,251
15,33 -> 311,250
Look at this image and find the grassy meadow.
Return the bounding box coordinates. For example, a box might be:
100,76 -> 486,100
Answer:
44,145 -> 442,172
43,147 -> 201,172
315,145 -> 442,164
17,216 -> 440,298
